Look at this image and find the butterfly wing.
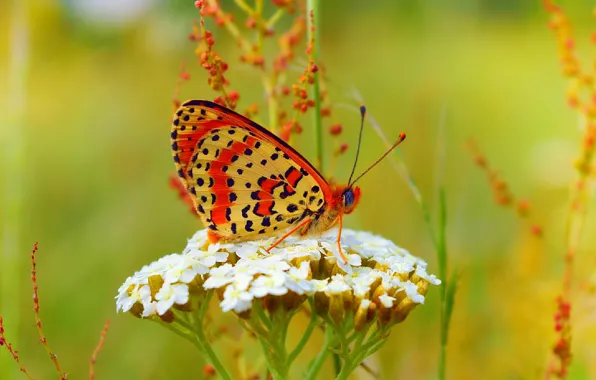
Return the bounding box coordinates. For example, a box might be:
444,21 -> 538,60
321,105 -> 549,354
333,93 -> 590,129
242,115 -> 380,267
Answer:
171,100 -> 332,241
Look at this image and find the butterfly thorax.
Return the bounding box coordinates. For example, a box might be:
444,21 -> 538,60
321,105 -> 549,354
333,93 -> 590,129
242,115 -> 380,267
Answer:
305,184 -> 361,235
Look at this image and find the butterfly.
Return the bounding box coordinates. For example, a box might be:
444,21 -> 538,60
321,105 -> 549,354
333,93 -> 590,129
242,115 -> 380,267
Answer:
171,100 -> 405,263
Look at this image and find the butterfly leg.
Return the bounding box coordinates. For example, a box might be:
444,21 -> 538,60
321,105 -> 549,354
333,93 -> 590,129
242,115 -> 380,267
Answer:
336,212 -> 349,264
266,218 -> 312,252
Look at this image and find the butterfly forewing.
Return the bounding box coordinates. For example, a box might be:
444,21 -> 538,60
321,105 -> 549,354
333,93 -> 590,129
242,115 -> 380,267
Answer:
171,100 -> 330,241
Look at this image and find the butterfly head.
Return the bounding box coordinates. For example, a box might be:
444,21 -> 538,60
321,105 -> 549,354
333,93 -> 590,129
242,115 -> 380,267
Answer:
341,186 -> 361,214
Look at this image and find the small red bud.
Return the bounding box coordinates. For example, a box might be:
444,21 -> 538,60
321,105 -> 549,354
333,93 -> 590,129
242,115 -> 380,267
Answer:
228,91 -> 240,101
329,124 -> 342,135
203,364 -> 216,376
531,225 -> 543,237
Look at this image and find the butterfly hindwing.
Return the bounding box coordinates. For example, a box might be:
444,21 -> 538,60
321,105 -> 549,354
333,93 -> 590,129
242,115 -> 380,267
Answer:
171,100 -> 330,241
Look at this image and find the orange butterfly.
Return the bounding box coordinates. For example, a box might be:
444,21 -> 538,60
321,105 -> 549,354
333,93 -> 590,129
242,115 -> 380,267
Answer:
171,100 -> 405,263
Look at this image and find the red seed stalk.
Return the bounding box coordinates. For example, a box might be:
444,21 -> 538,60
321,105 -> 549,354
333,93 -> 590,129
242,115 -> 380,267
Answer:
29,243 -> 68,380
89,319 -> 111,380
542,2 -> 596,378
0,317 -> 34,379
466,139 -> 543,237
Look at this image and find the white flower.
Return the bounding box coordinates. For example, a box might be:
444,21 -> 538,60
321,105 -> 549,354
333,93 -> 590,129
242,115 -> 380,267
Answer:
155,282 -> 190,315
183,229 -> 209,252
116,284 -> 150,313
251,256 -> 291,275
387,257 -> 416,274
235,243 -> 265,261
272,239 -> 322,260
401,281 -> 425,304
358,299 -> 372,310
141,300 -> 157,317
310,279 -> 329,293
220,284 -> 254,313
163,255 -> 208,284
284,262 -> 314,295
338,253 -> 362,274
250,273 -> 288,298
379,294 -> 396,308
326,275 -> 351,294
350,270 -> 378,298
415,267 -> 442,286
203,263 -> 235,289
187,243 -> 229,268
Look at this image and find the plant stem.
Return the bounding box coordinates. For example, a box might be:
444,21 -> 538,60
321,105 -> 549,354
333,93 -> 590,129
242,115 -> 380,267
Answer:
305,325 -> 334,380
194,322 -> 232,380
307,0 -> 324,172
288,302 -> 318,365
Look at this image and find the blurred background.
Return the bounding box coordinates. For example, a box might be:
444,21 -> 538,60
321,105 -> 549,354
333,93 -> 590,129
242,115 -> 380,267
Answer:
1,0 -> 596,379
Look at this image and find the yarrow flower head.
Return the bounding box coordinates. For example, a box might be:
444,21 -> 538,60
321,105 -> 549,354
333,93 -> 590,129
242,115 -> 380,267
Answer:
116,228 -> 440,378
117,228 -> 440,324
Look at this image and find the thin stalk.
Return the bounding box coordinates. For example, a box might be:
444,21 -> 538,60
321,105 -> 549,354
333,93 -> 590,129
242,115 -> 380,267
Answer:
288,303 -> 317,365
264,75 -> 280,133
194,321 -> 232,380
1,1 -> 28,377
435,106 -> 451,380
305,325 -> 334,380
307,0 -> 324,172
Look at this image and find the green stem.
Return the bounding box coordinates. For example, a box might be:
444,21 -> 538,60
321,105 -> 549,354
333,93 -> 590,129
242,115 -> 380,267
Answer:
288,304 -> 317,365
437,188 -> 448,380
194,323 -> 232,380
305,325 -> 335,380
329,322 -> 353,380
152,316 -> 232,380
258,337 -> 280,378
182,292 -> 233,380
307,0 -> 324,172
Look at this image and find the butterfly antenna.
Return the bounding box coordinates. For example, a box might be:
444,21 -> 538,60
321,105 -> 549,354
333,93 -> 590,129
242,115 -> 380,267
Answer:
347,105 -> 367,186
350,132 -> 407,186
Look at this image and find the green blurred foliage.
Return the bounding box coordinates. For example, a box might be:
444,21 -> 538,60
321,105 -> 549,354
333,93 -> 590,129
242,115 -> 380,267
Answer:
1,0 -> 596,379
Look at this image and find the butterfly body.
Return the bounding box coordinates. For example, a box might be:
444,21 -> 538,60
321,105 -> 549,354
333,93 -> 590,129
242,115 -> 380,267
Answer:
171,100 -> 362,261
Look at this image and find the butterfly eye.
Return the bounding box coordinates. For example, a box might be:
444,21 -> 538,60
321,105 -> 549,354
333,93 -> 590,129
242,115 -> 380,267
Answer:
343,189 -> 355,208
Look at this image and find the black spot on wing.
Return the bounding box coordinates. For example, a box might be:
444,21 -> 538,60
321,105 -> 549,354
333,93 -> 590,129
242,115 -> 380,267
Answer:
245,220 -> 254,232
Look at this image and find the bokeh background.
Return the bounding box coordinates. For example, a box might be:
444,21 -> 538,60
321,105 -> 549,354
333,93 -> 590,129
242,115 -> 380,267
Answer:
1,0 -> 596,379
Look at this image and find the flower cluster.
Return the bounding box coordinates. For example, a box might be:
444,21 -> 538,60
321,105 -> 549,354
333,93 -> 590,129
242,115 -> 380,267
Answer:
116,228 -> 440,328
